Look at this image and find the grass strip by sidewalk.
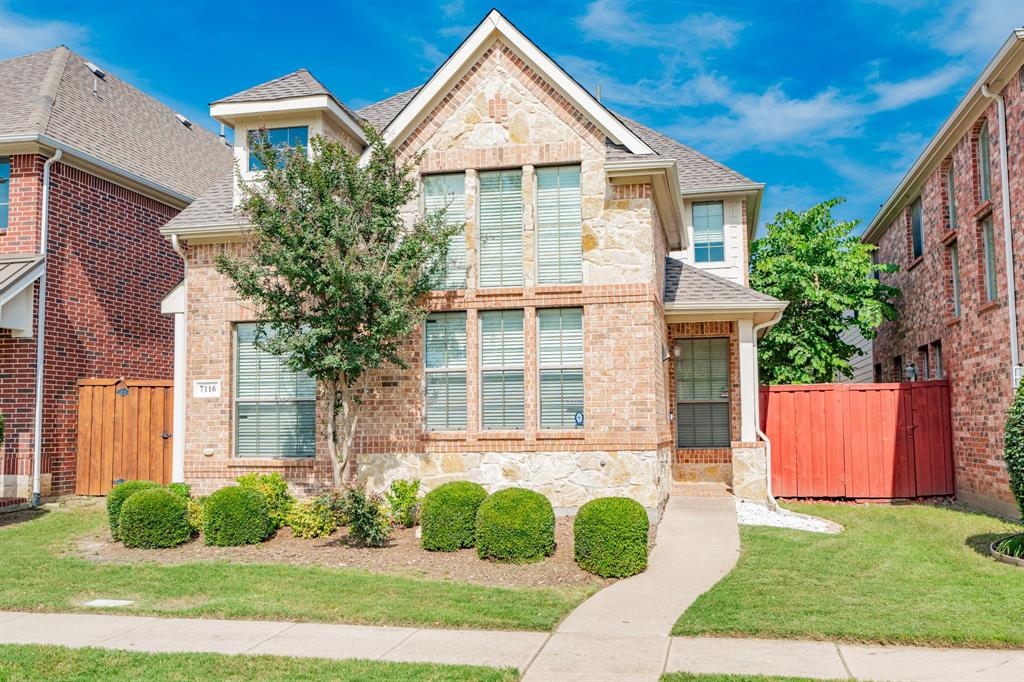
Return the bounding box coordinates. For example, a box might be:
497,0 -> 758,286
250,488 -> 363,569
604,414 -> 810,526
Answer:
0,644 -> 518,682
662,675 -> 845,682
0,509 -> 591,631
673,502 -> 1024,647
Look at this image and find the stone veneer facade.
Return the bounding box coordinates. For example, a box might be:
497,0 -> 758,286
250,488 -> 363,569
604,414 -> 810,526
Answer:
180,36 -> 766,511
871,64 -> 1024,518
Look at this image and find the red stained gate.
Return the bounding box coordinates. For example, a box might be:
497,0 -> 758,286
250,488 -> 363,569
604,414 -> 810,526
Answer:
759,381 -> 954,499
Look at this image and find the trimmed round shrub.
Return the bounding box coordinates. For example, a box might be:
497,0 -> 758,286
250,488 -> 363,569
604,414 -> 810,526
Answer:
574,497 -> 649,577
166,482 -> 192,499
117,488 -> 192,548
203,486 -> 273,546
236,472 -> 294,531
106,480 -> 160,539
420,481 -> 488,551
1004,379 -> 1024,519
475,488 -> 555,563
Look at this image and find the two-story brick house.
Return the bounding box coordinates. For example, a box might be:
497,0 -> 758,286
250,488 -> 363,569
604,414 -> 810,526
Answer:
0,46 -> 231,502
160,11 -> 786,513
865,29 -> 1024,519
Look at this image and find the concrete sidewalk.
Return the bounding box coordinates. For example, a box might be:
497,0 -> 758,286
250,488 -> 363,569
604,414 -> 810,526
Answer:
2,611 -> 1023,680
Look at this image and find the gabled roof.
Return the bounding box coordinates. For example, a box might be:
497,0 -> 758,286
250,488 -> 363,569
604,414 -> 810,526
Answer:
161,174 -> 240,234
368,9 -> 655,158
0,46 -> 231,200
214,68 -> 333,104
664,257 -> 782,309
357,86 -> 420,131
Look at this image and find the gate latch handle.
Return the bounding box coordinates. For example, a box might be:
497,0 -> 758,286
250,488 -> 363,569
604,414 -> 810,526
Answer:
161,433 -> 173,440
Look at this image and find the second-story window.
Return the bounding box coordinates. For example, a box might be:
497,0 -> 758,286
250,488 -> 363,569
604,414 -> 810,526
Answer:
946,165 -> 957,230
424,173 -> 467,290
538,308 -> 584,429
950,243 -> 961,317
536,165 -> 582,284
480,309 -> 524,429
692,201 -> 725,263
424,312 -> 467,430
0,157 -> 9,230
479,169 -> 523,288
982,216 -> 997,302
978,121 -> 992,203
910,197 -> 923,260
248,126 -> 309,171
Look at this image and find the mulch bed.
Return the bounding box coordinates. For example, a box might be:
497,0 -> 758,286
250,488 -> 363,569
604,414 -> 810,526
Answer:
72,516 -> 615,589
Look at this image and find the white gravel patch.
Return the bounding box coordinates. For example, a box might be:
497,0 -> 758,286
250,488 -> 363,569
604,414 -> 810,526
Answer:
736,499 -> 842,534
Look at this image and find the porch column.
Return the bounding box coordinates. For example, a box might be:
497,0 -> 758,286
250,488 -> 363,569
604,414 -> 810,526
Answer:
738,318 -> 757,442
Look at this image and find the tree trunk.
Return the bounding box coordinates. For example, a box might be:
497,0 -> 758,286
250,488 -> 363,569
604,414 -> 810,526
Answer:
324,385 -> 343,490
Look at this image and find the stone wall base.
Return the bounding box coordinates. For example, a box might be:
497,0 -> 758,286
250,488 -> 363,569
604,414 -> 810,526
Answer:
732,443 -> 768,503
0,473 -> 50,499
357,448 -> 671,514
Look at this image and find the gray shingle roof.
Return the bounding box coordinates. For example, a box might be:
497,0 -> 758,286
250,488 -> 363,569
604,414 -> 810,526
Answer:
214,68 -> 365,128
161,175 -> 240,232
0,253 -> 45,300
356,87 -> 421,130
664,257 -> 780,307
0,46 -> 231,200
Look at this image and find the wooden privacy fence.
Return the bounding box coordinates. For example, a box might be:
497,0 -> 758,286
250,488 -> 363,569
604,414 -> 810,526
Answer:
760,381 -> 954,499
75,378 -> 174,495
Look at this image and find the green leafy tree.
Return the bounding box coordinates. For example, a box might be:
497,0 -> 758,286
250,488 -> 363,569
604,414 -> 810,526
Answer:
750,198 -> 898,384
216,129 -> 460,488
1003,379 -> 1024,519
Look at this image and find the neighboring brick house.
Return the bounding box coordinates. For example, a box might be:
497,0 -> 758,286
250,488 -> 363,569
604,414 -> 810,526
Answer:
864,29 -> 1024,519
161,10 -> 785,513
0,46 -> 231,500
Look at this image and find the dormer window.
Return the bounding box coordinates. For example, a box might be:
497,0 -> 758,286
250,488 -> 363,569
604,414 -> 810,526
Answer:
248,126 -> 309,171
692,201 -> 725,263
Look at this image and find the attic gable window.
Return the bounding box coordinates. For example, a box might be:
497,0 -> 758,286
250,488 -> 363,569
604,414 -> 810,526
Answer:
692,201 -> 725,263
0,158 -> 9,230
248,126 -> 309,171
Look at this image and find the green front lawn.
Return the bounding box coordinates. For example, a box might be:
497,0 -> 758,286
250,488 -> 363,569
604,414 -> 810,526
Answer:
674,502 -> 1024,647
0,644 -> 517,682
663,675 -> 844,682
0,509 -> 590,631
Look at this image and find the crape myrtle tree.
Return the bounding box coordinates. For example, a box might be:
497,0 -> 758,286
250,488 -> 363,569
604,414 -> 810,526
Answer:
750,198 -> 899,384
217,128 -> 461,489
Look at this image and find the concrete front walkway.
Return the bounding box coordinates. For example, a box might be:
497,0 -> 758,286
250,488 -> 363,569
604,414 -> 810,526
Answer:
521,496 -> 740,681
3,611 -> 1023,681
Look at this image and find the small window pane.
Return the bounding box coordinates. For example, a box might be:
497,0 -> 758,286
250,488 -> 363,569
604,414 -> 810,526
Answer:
538,308 -> 584,429
0,158 -> 9,230
910,197 -> 923,259
951,243 -> 961,317
983,218 -> 997,301
480,310 -> 525,429
693,201 -> 725,263
248,126 -> 309,171
536,166 -> 582,284
424,312 -> 467,431
946,168 -> 957,230
478,170 -> 523,287
424,173 -> 467,290
979,122 -> 992,202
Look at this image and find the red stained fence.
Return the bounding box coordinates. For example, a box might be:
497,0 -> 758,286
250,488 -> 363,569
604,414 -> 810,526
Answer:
760,381 -> 954,499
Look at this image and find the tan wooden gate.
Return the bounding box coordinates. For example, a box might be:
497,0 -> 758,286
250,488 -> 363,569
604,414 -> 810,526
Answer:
75,378 -> 174,495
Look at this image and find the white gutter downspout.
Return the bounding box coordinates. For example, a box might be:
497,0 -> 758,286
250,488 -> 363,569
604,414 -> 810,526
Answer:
752,310 -> 784,510
169,235 -> 187,483
31,149 -> 62,507
981,83 -> 1020,385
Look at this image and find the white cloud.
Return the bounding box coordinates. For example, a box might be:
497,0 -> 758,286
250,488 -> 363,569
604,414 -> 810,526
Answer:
916,0 -> 1024,61
867,64 -> 971,111
577,0 -> 745,64
0,3 -> 89,59
440,0 -> 464,19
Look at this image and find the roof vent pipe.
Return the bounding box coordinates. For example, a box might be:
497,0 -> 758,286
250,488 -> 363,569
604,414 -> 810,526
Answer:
981,82 -> 1020,386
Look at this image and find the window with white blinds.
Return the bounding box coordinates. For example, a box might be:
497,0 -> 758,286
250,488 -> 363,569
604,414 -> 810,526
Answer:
536,166 -> 582,284
423,173 -> 467,290
480,309 -> 524,429
675,338 -> 730,448
538,308 -> 584,429
424,312 -> 467,430
235,323 -> 316,458
478,170 -> 523,288
692,201 -> 725,263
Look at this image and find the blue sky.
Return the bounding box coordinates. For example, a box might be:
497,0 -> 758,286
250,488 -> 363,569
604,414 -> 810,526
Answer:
2,0 -> 1022,232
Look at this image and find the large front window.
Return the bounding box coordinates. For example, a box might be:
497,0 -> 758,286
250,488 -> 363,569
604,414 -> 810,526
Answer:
423,173 -> 467,290
478,169 -> 523,287
480,309 -> 524,429
234,323 -> 316,458
538,308 -> 584,428
536,165 -> 582,284
692,201 -> 725,263
675,338 -> 730,448
424,312 -> 467,430
248,126 -> 309,171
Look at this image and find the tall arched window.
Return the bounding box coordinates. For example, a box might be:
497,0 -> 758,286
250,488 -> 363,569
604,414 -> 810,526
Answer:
978,121 -> 992,203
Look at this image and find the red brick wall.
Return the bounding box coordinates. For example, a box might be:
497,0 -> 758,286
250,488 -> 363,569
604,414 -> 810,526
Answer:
873,68 -> 1023,516
0,155 -> 182,495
